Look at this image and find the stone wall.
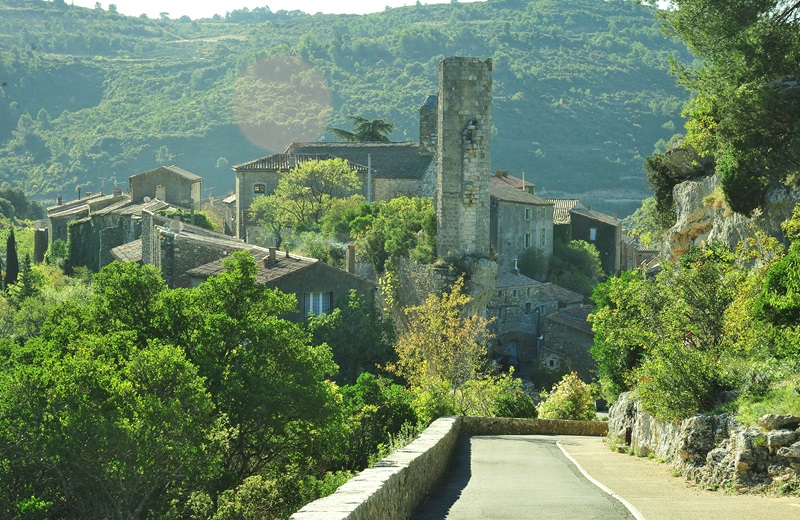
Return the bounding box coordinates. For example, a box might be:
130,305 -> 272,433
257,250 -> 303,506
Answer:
291,416 -> 606,520
436,57 -> 492,258
609,392 -> 800,492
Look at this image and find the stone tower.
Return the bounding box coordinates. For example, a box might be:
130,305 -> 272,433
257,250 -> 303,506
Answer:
436,57 -> 493,258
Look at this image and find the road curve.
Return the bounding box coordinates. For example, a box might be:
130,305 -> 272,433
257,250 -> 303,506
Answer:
412,435 -> 635,520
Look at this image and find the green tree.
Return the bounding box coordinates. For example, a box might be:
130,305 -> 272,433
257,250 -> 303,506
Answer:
660,0 -> 800,215
351,196 -> 436,272
250,158 -> 361,231
186,252 -> 340,488
327,115 -> 395,142
548,240 -> 603,297
306,290 -> 396,385
0,338 -> 219,518
537,372 -> 596,421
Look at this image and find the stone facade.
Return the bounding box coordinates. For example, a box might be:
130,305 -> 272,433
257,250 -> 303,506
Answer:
609,392 -> 800,492
490,173 -> 554,270
128,165 -> 201,208
542,305 -> 596,381
486,270 -> 542,362
570,206 -> 623,274
436,57 -> 492,258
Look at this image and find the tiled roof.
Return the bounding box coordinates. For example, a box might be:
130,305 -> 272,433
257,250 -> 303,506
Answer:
47,193 -> 115,216
545,199 -> 582,225
570,205 -> 621,226
546,305 -> 595,334
232,153 -> 369,173
186,249 -> 319,284
539,282 -> 584,306
110,240 -> 143,263
490,172 -> 534,191
130,165 -> 202,182
283,142 -> 434,180
495,269 -> 542,289
490,178 -> 552,206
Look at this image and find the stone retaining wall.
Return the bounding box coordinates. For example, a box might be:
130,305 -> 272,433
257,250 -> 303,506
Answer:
290,416 -> 606,519
608,392 -> 800,492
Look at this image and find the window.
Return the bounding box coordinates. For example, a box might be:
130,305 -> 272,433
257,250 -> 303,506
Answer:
525,207 -> 532,220
540,229 -> 546,248
304,292 -> 333,316
253,183 -> 266,194
524,233 -> 531,248
541,208 -> 547,220
524,302 -> 532,314
512,289 -> 517,298
589,227 -> 597,241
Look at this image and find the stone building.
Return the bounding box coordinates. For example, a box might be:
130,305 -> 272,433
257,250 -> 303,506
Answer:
231,97 -> 439,240
570,205 -> 623,274
490,172 -> 554,270
129,165 -> 201,208
542,304 -> 596,382
187,246 -> 377,322
436,57 -> 493,259
231,153 -> 369,240
486,269 -> 544,364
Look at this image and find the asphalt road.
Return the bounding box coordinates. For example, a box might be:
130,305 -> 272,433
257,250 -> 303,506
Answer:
412,435 -> 636,520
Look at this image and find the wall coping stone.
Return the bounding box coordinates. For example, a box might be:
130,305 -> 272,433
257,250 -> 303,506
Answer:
290,416 -> 607,519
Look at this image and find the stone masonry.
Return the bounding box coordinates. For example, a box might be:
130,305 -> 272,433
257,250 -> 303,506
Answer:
436,57 -> 492,258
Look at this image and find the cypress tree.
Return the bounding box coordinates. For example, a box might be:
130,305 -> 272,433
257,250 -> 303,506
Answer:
5,228 -> 19,289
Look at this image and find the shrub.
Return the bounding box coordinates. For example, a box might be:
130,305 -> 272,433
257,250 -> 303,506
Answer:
537,372 -> 596,421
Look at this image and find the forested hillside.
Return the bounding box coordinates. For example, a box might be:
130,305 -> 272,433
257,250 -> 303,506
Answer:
0,0 -> 691,215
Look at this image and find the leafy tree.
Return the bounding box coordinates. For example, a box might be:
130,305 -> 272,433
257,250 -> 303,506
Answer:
659,0 -> 800,215
186,251 -> 340,488
306,290 -> 396,385
548,240 -> 603,297
337,373 -> 416,470
0,338 -> 219,518
351,196 -> 436,272
387,278 -> 535,421
4,228 -> 19,290
537,372 -> 596,421
250,158 -> 361,232
327,115 -> 395,142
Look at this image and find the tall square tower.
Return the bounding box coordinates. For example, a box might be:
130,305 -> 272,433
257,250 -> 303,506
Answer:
436,57 -> 493,258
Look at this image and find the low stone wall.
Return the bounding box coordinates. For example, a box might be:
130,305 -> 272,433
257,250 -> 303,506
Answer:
290,416 -> 606,519
609,392 -> 800,492
460,416 -> 608,437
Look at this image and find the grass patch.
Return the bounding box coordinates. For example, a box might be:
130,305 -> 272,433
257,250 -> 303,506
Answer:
734,377 -> 800,427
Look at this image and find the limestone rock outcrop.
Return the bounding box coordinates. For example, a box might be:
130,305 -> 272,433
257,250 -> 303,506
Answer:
609,392 -> 800,492
663,173 -> 800,260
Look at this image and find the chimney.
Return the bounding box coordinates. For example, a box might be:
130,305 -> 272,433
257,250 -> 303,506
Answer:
57,195 -> 62,205
269,247 -> 276,263
346,244 -> 356,274
285,243 -> 290,259
113,188 -> 122,197
495,170 -> 507,178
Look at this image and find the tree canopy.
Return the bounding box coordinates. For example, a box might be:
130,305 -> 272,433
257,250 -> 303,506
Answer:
658,0 -> 800,215
327,116 -> 395,142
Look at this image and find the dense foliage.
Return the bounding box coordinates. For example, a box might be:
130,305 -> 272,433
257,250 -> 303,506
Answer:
0,0 -> 690,215
655,0 -> 800,215
590,224 -> 800,421
518,237 -> 604,296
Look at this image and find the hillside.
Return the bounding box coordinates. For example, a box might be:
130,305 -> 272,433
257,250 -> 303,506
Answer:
0,0 -> 692,216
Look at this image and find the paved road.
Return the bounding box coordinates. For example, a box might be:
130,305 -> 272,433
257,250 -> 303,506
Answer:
412,435 -> 800,520
412,435 -> 635,520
